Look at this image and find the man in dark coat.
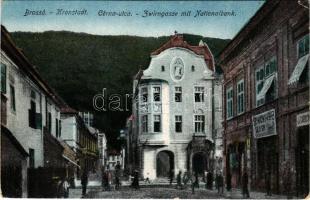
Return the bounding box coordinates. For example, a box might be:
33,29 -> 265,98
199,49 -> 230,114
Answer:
226,172 -> 232,191
81,170 -> 88,197
132,170 -> 140,189
265,170 -> 271,196
242,171 -> 250,198
176,171 -> 182,189
169,169 -> 174,185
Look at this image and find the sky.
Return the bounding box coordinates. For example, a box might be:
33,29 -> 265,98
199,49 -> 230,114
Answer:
1,1 -> 265,39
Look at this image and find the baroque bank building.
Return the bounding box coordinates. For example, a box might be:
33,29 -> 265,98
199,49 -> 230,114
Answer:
131,34 -> 223,180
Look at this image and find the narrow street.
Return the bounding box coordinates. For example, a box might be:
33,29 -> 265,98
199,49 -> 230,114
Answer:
69,183 -> 290,199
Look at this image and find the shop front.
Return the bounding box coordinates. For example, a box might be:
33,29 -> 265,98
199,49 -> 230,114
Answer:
295,111 -> 309,197
252,109 -> 279,193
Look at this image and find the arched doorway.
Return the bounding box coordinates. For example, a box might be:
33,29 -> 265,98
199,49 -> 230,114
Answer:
156,151 -> 174,177
192,152 -> 207,175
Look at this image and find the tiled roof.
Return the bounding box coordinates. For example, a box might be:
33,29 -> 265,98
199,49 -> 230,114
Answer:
151,34 -> 214,71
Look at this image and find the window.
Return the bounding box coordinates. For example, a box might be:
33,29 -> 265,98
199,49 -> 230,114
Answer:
237,80 -> 245,114
194,87 -> 204,102
56,118 -> 59,137
29,100 -> 36,128
226,87 -> 233,119
153,87 -> 161,102
1,63 -> 6,93
59,120 -> 62,138
153,115 -> 161,132
255,58 -> 277,107
10,85 -> 16,112
175,87 -> 182,102
298,34 -> 309,58
191,65 -> 195,72
141,87 -> 148,102
29,148 -> 35,168
161,65 -> 165,72
255,66 -> 265,106
194,115 -> 205,133
48,112 -> 52,132
142,115 -> 148,132
175,115 -> 182,133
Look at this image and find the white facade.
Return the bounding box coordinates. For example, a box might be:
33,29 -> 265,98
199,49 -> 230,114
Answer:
106,149 -> 125,170
132,35 -> 222,180
1,49 -> 61,169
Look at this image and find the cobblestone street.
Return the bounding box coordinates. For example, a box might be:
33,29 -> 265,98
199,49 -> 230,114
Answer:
69,186 -> 290,199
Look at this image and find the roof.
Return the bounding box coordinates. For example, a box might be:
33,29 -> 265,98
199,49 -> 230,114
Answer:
1,125 -> 29,157
1,25 -> 65,107
151,34 -> 215,71
61,106 -> 78,114
218,1 -> 279,64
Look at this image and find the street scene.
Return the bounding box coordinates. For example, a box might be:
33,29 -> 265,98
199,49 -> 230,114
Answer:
1,0 -> 309,199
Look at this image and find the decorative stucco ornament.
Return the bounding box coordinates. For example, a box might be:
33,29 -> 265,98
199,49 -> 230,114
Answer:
170,57 -> 185,82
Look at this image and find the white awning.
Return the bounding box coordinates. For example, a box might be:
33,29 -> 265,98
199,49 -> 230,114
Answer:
288,54 -> 309,85
62,155 -> 80,168
257,75 -> 275,100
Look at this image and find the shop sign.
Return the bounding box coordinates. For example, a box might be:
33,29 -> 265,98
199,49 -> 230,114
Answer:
297,112 -> 310,127
252,109 -> 276,139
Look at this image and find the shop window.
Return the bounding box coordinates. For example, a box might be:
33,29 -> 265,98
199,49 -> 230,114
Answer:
194,115 -> 205,133
237,79 -> 245,114
175,115 -> 182,133
194,86 -> 204,102
175,87 -> 182,102
226,86 -> 233,119
153,115 -> 161,132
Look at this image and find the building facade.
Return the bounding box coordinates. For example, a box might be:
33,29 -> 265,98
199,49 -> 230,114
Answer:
219,0 -> 309,197
132,34 -> 222,180
1,25 -> 67,197
61,108 -> 99,180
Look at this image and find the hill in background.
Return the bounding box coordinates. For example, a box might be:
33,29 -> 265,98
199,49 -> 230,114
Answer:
11,31 -> 230,149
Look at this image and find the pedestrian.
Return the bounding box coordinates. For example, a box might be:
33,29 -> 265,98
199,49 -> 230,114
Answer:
207,171 -> 213,190
215,172 -> 219,192
242,171 -> 250,198
115,173 -> 121,190
145,173 -> 151,184
169,169 -> 174,185
132,170 -> 140,189
63,177 -> 70,198
182,171 -> 189,189
190,173 -> 195,194
81,170 -> 88,197
56,177 -> 64,198
226,172 -> 232,191
218,172 -> 224,195
265,170 -> 271,196
176,170 -> 182,189
194,172 -> 199,188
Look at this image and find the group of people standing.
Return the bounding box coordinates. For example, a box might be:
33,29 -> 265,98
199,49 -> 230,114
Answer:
168,169 -> 251,198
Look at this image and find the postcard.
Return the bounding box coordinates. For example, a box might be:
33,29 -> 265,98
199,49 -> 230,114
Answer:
1,0 -> 309,199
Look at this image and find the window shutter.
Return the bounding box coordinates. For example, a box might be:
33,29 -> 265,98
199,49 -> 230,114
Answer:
35,113 -> 42,129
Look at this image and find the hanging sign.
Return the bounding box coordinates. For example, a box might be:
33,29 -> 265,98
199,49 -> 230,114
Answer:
297,112 -> 310,127
252,109 -> 277,139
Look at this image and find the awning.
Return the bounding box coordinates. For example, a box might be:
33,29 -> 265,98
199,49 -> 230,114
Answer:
288,54 -> 309,85
62,155 -> 80,168
257,74 -> 275,100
